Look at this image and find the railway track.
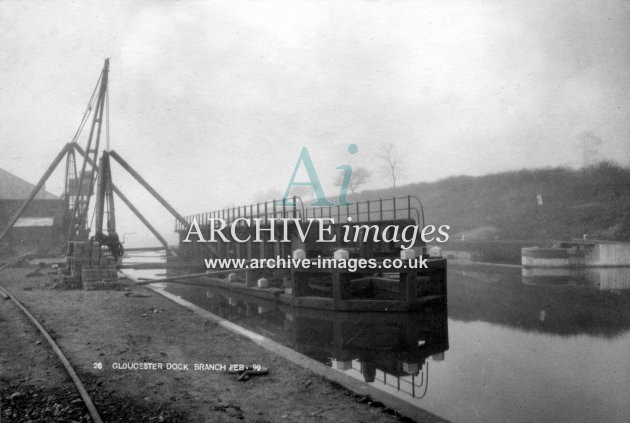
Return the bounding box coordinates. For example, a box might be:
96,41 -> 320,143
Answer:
0,255 -> 103,423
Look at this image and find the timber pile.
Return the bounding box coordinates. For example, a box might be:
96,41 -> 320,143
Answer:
59,240 -> 119,290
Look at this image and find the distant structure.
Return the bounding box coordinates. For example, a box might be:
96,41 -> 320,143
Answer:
0,168 -> 64,253
522,240 -> 630,267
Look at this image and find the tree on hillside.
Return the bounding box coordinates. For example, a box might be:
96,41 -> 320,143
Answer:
334,166 -> 371,196
578,131 -> 603,167
379,143 -> 404,191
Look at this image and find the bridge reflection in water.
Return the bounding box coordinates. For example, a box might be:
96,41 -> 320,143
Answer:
165,282 -> 449,401
124,251 -> 630,423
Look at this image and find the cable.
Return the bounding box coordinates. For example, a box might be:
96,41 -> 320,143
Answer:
68,65 -> 108,241
86,190 -> 98,236
71,71 -> 103,145
105,79 -> 110,151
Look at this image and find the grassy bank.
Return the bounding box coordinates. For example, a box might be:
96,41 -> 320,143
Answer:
355,161 -> 630,242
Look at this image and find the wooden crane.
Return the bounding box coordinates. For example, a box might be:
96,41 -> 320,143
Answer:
0,59 -> 187,262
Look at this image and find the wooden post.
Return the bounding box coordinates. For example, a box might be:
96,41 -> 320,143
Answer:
108,149 -> 187,227
291,270 -> 303,297
0,143 -> 71,243
400,268 -> 418,305
113,186 -> 168,249
332,273 -> 343,309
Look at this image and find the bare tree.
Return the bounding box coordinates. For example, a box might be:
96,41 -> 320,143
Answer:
334,166 -> 372,195
379,143 -> 404,191
579,131 -> 603,167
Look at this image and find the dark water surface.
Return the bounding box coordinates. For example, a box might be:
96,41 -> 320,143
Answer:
125,252 -> 630,423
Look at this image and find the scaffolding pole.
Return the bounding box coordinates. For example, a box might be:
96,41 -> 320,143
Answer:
113,187 -> 169,249
108,150 -> 188,227
0,143 -> 72,244
72,143 -> 168,249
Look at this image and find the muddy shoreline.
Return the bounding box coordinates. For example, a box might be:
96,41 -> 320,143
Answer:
0,265 -> 444,422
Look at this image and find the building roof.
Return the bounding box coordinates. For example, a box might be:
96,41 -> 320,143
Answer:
0,168 -> 60,200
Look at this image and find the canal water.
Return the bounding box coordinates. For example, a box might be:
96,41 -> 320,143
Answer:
124,251 -> 630,423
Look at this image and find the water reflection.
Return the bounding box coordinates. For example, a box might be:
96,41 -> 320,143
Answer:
124,252 -> 630,423
522,267 -> 630,290
165,283 -> 448,400
449,264 -> 630,337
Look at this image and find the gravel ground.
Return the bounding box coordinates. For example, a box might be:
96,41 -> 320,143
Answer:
0,265 -> 443,422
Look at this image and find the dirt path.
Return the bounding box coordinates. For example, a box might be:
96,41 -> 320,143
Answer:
0,266 -> 444,422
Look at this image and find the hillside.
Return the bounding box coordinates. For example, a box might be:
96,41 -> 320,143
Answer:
354,161 -> 630,242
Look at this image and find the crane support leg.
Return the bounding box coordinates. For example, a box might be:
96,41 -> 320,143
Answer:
72,144 -> 207,257
112,186 -> 169,249
0,143 -> 72,243
108,150 -> 188,227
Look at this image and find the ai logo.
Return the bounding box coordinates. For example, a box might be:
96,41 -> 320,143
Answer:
276,144 -> 359,207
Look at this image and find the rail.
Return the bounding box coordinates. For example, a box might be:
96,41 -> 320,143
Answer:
300,195 -> 425,227
176,195 -> 425,232
175,197 -> 304,231
352,360 -> 429,399
0,255 -> 103,423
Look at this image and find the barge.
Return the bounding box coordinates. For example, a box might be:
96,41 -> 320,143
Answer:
175,196 -> 447,312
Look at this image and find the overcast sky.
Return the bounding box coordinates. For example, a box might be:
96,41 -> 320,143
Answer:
1,0 -> 628,247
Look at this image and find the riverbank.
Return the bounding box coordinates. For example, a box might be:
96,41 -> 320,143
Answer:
0,264 -> 445,422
